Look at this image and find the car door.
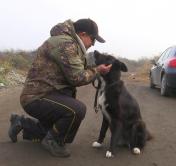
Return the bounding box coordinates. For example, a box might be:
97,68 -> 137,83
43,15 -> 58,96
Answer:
152,48 -> 171,85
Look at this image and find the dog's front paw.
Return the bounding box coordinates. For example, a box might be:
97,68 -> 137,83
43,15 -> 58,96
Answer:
106,151 -> 114,158
92,141 -> 102,148
132,147 -> 141,155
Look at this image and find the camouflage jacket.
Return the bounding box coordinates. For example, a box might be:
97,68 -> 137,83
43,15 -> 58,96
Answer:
20,20 -> 98,106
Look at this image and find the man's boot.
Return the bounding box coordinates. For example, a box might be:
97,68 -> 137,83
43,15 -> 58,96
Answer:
41,131 -> 70,157
8,114 -> 24,142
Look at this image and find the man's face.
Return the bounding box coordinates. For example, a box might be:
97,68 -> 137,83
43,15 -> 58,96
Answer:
78,32 -> 95,50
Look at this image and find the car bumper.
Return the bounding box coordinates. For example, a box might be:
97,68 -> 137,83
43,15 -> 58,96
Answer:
166,73 -> 176,88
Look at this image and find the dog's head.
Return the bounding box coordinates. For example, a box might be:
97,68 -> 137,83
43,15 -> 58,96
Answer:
93,50 -> 128,73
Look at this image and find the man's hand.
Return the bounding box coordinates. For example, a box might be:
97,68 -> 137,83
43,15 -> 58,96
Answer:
96,64 -> 112,75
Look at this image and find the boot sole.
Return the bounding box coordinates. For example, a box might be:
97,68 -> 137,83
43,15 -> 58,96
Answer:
41,141 -> 70,157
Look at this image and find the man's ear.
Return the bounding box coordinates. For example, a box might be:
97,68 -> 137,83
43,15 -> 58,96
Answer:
120,62 -> 128,72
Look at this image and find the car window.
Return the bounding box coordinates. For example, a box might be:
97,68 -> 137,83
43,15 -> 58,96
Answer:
168,47 -> 176,58
157,53 -> 164,63
158,48 -> 170,63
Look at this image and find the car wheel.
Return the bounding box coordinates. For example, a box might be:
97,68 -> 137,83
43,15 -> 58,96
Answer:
161,74 -> 169,96
150,74 -> 155,89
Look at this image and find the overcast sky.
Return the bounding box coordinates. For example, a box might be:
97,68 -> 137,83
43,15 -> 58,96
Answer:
0,0 -> 176,60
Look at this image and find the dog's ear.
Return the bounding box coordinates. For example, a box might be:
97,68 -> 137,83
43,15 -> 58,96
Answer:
120,62 -> 128,72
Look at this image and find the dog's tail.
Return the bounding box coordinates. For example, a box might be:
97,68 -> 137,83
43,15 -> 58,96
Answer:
135,120 -> 153,141
146,129 -> 153,141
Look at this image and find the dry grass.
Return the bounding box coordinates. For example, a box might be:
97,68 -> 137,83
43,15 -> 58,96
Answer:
0,50 -> 35,85
120,57 -> 157,84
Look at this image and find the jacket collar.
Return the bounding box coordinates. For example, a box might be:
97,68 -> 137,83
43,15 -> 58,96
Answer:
75,34 -> 87,55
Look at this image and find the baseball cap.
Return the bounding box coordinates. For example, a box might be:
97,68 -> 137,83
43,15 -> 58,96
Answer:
73,18 -> 105,43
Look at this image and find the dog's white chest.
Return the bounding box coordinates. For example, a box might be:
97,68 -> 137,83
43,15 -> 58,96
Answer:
97,77 -> 111,122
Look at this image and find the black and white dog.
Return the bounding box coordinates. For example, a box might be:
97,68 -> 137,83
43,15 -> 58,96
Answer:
91,51 -> 152,158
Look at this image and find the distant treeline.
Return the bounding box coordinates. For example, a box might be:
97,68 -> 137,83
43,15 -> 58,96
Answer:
0,49 -> 160,85
0,49 -> 159,72
0,50 -> 36,71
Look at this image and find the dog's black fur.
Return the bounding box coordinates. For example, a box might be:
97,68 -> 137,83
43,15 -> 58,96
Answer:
93,50 -> 152,157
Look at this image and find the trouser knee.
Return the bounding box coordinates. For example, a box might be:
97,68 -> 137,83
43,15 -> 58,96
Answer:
75,103 -> 86,120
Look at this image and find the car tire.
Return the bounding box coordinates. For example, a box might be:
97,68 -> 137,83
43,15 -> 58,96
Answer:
161,74 -> 169,96
150,74 -> 155,89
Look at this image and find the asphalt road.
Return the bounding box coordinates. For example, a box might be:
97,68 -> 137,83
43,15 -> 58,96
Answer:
0,80 -> 176,166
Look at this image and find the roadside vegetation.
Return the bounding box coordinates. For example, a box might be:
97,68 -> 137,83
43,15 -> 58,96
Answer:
119,56 -> 159,83
0,50 -> 159,87
0,50 -> 35,87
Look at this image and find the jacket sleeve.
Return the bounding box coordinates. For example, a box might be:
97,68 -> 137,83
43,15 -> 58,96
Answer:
50,40 -> 98,87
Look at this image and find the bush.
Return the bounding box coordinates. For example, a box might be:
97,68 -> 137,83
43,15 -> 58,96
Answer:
10,54 -> 30,70
0,50 -> 35,85
0,61 -> 12,74
0,75 -> 8,85
0,50 -> 35,71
